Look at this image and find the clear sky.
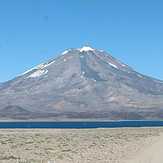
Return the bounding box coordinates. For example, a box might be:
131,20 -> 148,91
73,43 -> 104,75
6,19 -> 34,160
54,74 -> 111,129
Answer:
0,0 -> 163,82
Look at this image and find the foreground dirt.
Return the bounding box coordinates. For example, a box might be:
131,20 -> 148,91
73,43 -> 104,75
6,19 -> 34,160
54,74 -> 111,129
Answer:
0,128 -> 163,163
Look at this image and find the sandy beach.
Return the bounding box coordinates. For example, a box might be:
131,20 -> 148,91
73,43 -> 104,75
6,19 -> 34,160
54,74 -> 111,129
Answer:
0,128 -> 163,163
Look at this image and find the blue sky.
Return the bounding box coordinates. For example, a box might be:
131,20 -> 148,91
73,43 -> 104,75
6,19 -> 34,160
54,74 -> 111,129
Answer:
0,0 -> 163,82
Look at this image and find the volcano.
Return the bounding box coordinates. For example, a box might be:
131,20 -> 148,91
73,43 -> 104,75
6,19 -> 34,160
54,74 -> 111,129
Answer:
0,46 -> 163,120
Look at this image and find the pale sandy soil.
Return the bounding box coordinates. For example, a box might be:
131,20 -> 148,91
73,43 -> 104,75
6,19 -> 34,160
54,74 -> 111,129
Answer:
0,128 -> 163,163
125,130 -> 163,163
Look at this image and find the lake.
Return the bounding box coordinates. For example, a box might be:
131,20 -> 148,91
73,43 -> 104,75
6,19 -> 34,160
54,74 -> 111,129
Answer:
0,121 -> 163,128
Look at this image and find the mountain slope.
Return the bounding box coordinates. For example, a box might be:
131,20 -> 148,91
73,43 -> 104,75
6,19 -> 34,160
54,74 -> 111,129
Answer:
0,46 -> 163,120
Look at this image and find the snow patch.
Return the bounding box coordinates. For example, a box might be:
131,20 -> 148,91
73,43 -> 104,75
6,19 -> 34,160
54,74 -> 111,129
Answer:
79,46 -> 95,52
27,69 -> 48,78
137,74 -> 144,78
121,64 -> 127,67
44,60 -> 55,67
22,67 -> 36,75
109,63 -> 119,69
21,60 -> 55,76
62,49 -> 70,55
38,61 -> 55,69
82,71 -> 85,75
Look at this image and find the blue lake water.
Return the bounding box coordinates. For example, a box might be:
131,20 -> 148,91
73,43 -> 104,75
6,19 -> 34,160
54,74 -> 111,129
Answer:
0,121 -> 163,128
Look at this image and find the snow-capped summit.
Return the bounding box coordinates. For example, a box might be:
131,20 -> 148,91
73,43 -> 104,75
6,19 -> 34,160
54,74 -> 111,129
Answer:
61,46 -> 95,55
79,46 -> 95,52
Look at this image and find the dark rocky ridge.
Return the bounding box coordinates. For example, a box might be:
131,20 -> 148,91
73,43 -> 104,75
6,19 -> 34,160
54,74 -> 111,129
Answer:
0,46 -> 163,120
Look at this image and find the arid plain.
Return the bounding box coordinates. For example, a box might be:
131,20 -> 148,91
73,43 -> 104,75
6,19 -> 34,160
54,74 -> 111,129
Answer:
0,128 -> 163,163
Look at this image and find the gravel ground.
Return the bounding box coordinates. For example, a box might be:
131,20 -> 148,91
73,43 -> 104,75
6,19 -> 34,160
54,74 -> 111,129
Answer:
0,128 -> 163,163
